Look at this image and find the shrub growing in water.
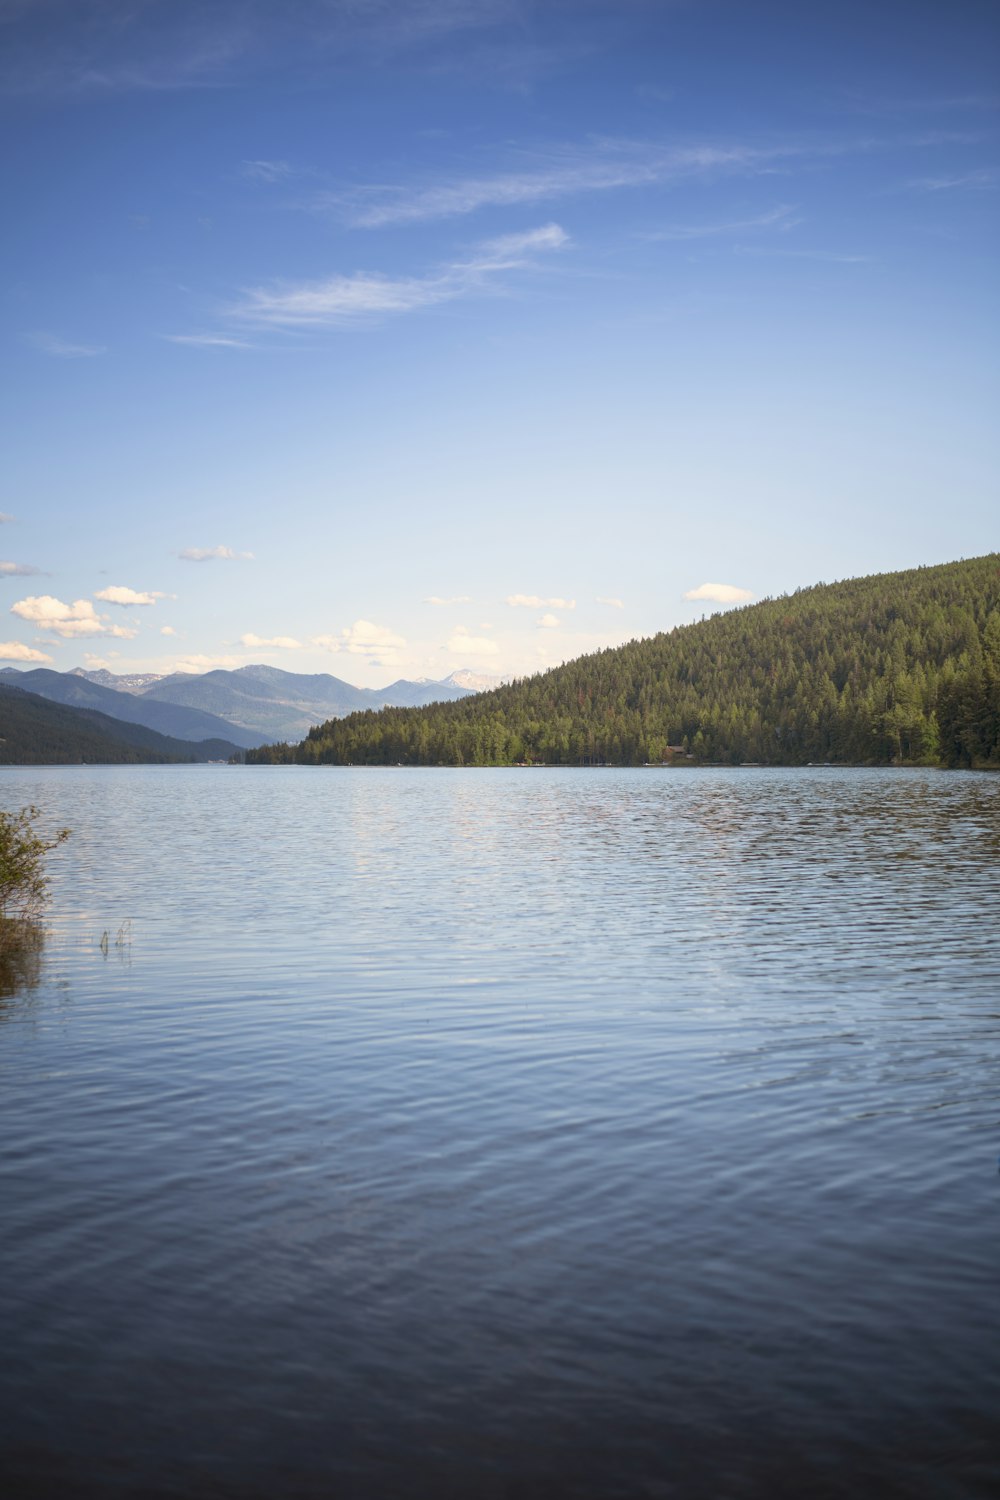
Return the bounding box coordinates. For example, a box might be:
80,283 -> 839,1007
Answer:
0,805 -> 70,925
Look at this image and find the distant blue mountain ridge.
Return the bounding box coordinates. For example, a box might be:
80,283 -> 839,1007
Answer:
0,663 -> 487,746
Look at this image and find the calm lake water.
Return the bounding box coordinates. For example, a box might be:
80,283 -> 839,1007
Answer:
1,765 -> 998,1499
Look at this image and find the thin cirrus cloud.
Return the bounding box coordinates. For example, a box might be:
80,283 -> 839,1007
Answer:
240,632 -> 303,650
0,561 -> 43,576
178,545 -> 254,561
0,0 -> 514,98
644,204 -> 801,241
596,596 -> 624,609
506,593 -> 576,609
225,224 -> 568,330
332,141 -> 782,228
25,331 -> 107,358
163,333 -> 252,349
734,246 -> 870,264
0,640 -> 52,663
240,159 -> 296,183
900,166 -> 998,191
683,582 -> 755,604
2,0 -> 526,98
9,594 -> 137,639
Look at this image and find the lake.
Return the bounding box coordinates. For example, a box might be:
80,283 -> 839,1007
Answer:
1,765 -> 998,1499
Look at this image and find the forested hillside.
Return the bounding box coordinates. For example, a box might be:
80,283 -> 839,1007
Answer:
0,686 -> 240,764
247,556 -> 1000,769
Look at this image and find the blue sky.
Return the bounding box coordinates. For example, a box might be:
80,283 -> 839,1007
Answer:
2,0 -> 997,685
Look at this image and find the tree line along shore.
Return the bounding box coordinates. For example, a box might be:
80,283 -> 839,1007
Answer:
245,556 -> 1000,770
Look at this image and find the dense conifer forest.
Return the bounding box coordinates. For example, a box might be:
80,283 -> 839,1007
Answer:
247,556 -> 1000,769
0,686 -> 239,765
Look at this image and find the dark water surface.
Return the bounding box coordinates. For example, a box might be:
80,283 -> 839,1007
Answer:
1,766 -> 998,1499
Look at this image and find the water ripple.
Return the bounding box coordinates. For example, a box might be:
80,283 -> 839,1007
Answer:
0,765 -> 997,1498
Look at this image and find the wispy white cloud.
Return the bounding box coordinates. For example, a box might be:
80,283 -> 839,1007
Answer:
240,632 -> 303,650
240,159 -> 296,183
644,204 -> 800,240
163,333 -> 252,349
596,596 -> 624,609
536,613 -> 560,628
683,582 -> 754,605
734,246 -> 870,264
901,166 -> 998,192
334,141 -> 772,228
0,514 -> 13,524
10,594 -> 137,638
228,223 -> 568,329
425,594 -> 472,605
160,625 -> 177,637
1,0 -> 522,98
0,561 -> 42,576
0,639 -> 52,663
234,272 -> 447,325
846,93 -> 1000,118
178,544 -> 254,561
95,585 -> 163,606
26,331 -> 106,358
506,593 -> 576,609
448,626 -> 499,657
0,1 -> 250,97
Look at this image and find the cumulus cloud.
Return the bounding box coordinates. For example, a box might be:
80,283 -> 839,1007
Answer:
537,613 -> 560,628
160,625 -> 177,636
424,594 -> 472,605
448,625 -> 500,657
240,632 -> 303,650
683,582 -> 755,605
596,596 -> 624,608
314,620 -> 407,660
94,585 -> 162,606
9,594 -> 137,639
0,561 -> 42,576
173,654 -> 244,673
506,593 -> 576,609
178,545 -> 254,561
0,640 -> 52,663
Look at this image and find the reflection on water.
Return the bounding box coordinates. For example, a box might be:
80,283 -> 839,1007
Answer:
0,765 -> 998,1500
0,918 -> 44,1005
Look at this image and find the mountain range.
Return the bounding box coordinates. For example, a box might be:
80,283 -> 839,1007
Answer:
0,664 -> 499,753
